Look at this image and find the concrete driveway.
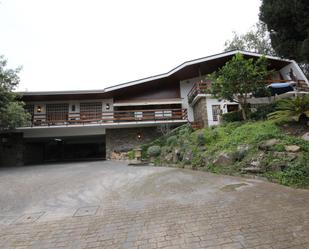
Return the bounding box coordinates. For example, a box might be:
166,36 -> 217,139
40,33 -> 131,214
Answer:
0,161 -> 309,249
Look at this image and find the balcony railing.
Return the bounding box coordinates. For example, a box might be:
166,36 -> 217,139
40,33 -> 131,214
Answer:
187,81 -> 212,103
26,108 -> 188,127
187,79 -> 309,104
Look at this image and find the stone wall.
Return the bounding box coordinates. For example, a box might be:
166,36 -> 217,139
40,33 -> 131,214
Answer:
105,127 -> 161,159
0,132 -> 24,166
193,98 -> 208,127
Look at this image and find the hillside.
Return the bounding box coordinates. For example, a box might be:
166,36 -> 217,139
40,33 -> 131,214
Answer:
141,121 -> 309,187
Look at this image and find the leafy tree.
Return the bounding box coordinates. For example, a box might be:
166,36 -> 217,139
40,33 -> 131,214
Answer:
0,55 -> 30,130
267,96 -> 309,124
224,22 -> 276,56
260,0 -> 309,75
210,53 -> 271,120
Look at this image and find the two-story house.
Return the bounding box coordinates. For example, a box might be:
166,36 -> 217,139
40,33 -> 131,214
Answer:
1,50 -> 308,166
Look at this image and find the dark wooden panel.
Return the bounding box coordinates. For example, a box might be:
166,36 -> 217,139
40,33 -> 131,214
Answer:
114,80 -> 180,101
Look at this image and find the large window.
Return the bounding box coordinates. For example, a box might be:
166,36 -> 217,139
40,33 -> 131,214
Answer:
212,105 -> 221,122
46,103 -> 69,122
80,102 -> 102,120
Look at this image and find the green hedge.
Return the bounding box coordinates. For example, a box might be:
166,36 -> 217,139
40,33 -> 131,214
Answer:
221,110 -> 243,122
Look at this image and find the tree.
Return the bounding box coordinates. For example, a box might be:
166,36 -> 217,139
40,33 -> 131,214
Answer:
210,53 -> 271,120
268,96 -> 309,124
0,55 -> 30,130
260,0 -> 309,75
224,22 -> 276,56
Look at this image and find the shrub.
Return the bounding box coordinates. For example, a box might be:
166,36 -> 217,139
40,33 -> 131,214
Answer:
127,150 -> 135,160
166,135 -> 178,146
196,132 -> 206,146
147,145 -> 161,157
221,110 -> 243,123
250,103 -> 276,120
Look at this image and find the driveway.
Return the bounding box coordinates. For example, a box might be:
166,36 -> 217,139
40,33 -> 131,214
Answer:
0,161 -> 309,249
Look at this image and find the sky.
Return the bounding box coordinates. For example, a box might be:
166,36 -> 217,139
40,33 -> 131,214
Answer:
0,0 -> 262,92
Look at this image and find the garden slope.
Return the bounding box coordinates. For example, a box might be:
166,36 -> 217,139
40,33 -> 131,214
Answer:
143,122 -> 309,187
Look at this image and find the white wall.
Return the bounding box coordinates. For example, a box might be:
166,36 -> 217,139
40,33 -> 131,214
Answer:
280,62 -> 309,83
180,76 -> 202,122
206,97 -> 239,126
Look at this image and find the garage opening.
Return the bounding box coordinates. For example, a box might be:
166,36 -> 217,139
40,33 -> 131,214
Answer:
24,135 -> 105,165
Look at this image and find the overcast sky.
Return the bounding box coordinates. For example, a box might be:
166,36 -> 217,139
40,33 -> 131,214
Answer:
0,0 -> 261,92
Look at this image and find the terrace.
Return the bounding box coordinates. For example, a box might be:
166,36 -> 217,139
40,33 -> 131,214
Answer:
188,79 -> 309,104
25,108 -> 188,127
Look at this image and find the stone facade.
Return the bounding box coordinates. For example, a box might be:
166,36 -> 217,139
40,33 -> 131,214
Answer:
105,127 -> 161,159
0,132 -> 24,166
193,98 -> 208,127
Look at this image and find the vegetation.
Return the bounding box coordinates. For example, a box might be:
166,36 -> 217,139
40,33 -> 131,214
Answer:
147,145 -> 161,157
268,96 -> 309,124
143,121 -> 309,188
260,0 -> 309,77
224,21 -> 275,55
210,53 -> 271,120
0,55 -> 30,130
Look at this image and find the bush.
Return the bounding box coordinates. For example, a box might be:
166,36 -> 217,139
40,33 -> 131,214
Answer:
127,150 -> 135,160
166,135 -> 178,146
221,110 -> 243,123
147,145 -> 161,157
196,132 -> 206,146
250,103 -> 276,120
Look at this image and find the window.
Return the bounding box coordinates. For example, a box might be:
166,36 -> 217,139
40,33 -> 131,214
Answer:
212,105 -> 221,122
71,104 -> 76,112
46,103 -> 69,122
80,102 -> 102,120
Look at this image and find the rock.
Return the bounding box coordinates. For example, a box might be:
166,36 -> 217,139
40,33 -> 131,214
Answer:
183,149 -> 193,164
213,152 -> 235,166
284,145 -> 301,152
273,152 -> 298,161
234,145 -> 250,161
302,132 -> 309,141
173,148 -> 182,163
250,160 -> 261,167
242,166 -> 264,173
259,139 -> 280,150
165,153 -> 173,162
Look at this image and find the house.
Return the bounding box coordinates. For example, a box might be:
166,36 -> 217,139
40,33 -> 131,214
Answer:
2,50 -> 308,166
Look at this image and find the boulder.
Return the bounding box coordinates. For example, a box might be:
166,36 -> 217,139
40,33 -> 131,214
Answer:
242,166 -> 264,174
182,149 -> 193,164
302,132 -> 309,141
173,148 -> 182,163
165,153 -> 173,162
234,145 -> 250,161
273,152 -> 298,161
259,139 -> 280,150
284,145 -> 301,152
213,152 -> 235,166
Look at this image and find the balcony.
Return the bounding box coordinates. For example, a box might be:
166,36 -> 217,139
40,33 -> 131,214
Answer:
187,81 -> 212,104
25,108 -> 188,128
187,79 -> 309,104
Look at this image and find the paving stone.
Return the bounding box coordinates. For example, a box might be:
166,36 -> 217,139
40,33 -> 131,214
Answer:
73,206 -> 99,217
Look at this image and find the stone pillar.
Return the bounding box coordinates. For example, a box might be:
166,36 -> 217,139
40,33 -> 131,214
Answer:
105,127 -> 161,160
193,98 -> 208,127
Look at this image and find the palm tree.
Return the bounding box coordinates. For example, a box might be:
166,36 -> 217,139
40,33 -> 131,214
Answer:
267,95 -> 309,124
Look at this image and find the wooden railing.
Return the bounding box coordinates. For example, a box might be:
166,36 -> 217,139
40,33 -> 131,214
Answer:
188,79 -> 309,104
27,108 -> 188,127
187,81 -> 212,103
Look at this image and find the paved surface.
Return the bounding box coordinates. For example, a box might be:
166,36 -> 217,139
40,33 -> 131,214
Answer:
0,161 -> 309,249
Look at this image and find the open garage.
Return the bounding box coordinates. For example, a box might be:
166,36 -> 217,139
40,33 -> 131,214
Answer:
20,126 -> 106,165
24,135 -> 106,164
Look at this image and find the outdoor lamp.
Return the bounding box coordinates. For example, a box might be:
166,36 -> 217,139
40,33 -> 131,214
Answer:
106,103 -> 110,110
37,106 -> 42,113
137,132 -> 142,140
